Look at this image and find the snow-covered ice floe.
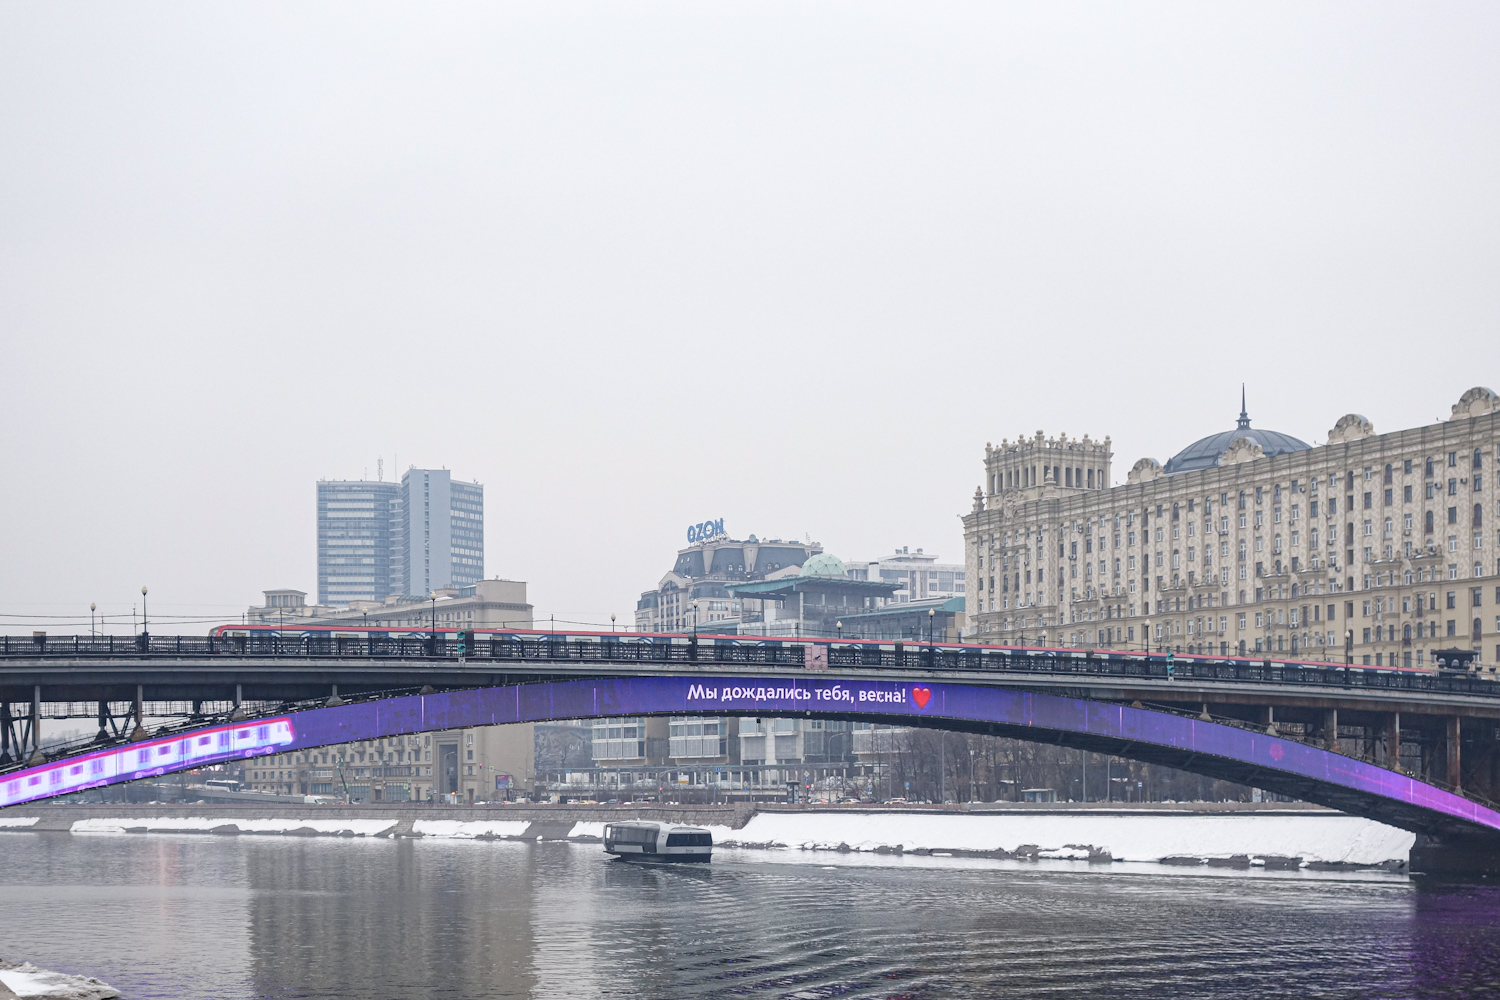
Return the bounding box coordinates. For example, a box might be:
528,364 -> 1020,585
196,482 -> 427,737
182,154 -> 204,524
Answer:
410,820 -> 531,839
69,817 -> 396,837
0,961 -> 119,999
0,816 -> 39,829
708,811 -> 1414,867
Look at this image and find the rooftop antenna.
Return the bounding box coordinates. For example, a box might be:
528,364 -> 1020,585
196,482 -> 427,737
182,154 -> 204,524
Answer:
378,458 -> 384,482
1237,384 -> 1251,430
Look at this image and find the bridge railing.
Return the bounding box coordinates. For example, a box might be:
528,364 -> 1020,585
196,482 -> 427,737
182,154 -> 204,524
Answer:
5,634 -> 1500,700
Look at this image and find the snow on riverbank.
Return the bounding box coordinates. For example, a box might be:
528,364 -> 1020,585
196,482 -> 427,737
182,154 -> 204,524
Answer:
0,817 -> 38,829
69,817 -> 395,836
712,811 -> 1414,866
0,962 -> 119,999
17,809 -> 1415,864
411,820 -> 531,839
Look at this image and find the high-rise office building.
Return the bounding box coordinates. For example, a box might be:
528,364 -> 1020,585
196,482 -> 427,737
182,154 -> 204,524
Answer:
316,480 -> 401,606
316,468 -> 484,606
399,468 -> 485,599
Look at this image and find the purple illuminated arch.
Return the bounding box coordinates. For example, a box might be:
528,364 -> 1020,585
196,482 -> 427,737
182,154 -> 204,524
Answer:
4,675 -> 1498,837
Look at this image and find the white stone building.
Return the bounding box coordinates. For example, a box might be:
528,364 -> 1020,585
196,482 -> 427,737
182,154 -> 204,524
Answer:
963,387 -> 1500,669
845,547 -> 966,603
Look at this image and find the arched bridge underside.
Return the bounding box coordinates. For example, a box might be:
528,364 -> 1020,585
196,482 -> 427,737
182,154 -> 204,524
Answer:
5,675 -> 1500,843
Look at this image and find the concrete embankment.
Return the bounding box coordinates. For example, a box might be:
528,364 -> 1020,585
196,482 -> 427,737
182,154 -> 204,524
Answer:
0,800 -> 749,838
0,801 -> 1417,867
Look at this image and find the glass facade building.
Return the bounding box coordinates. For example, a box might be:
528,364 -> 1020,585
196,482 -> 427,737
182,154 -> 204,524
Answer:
398,469 -> 485,599
316,481 -> 400,606
317,469 -> 484,606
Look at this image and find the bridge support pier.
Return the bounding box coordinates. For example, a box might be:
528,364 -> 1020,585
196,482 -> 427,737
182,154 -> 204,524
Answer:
1261,705 -> 1277,736
1322,708 -> 1339,752
1447,716 -> 1462,792
28,686 -> 43,765
1410,832 -> 1500,875
130,685 -> 145,741
1385,713 -> 1402,773
2,700 -> 38,766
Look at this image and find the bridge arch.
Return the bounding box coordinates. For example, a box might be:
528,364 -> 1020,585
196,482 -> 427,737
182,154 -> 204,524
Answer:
4,674 -> 1499,841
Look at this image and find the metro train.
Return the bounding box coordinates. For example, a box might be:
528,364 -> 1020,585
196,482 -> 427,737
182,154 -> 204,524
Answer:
204,622 -> 1468,679
0,717 -> 296,808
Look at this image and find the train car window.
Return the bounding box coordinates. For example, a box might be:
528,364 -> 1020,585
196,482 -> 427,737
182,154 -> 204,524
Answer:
665,833 -> 712,847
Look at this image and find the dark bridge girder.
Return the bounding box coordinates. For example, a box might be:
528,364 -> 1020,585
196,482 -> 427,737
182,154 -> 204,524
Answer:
5,675 -> 1500,853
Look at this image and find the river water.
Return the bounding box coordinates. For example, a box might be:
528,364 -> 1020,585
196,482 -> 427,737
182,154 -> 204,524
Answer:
2,835 -> 1499,999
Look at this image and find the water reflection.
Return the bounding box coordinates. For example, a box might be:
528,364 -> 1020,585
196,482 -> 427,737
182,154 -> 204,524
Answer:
247,839 -> 536,999
3,835 -> 1500,998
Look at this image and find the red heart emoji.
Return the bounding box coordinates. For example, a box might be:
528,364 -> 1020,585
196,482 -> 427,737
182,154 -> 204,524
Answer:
911,687 -> 932,709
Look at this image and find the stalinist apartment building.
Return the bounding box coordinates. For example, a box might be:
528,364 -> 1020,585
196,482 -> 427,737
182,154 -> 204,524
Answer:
963,387 -> 1500,669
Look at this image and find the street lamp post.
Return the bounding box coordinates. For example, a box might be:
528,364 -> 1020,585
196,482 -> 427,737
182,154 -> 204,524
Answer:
928,607 -> 937,670
140,585 -> 148,638
611,614 -> 616,632
836,619 -> 842,642
90,603 -> 96,639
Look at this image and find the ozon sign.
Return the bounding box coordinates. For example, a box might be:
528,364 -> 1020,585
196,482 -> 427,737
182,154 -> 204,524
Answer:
687,519 -> 725,544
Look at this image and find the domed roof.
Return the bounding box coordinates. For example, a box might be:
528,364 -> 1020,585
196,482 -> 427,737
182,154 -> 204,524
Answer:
1162,391 -> 1311,475
800,553 -> 847,578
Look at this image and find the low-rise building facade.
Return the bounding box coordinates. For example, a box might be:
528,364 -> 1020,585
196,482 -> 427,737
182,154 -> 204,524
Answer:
635,530 -> 823,633
245,579 -> 533,631
845,547 -> 966,604
243,722 -> 533,804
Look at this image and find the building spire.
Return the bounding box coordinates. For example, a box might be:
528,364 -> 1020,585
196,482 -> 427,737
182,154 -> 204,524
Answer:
1237,384 -> 1251,430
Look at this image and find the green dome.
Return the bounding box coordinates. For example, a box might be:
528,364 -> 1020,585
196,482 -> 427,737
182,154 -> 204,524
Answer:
800,553 -> 847,578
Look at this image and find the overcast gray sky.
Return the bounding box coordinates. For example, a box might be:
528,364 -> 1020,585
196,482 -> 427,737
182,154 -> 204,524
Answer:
2,3 -> 1497,631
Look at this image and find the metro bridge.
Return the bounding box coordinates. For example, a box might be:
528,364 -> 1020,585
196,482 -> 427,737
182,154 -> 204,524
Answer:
4,628 -> 1500,868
